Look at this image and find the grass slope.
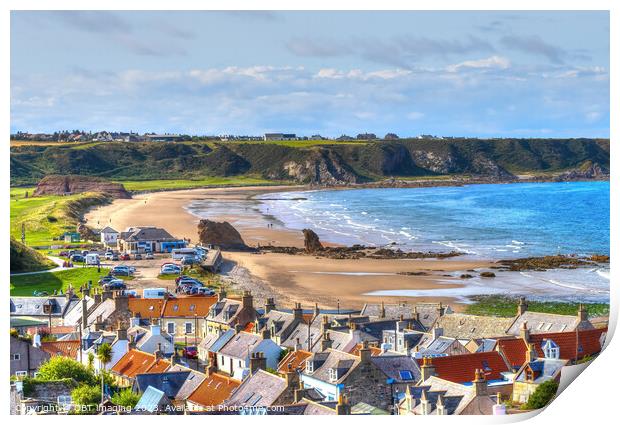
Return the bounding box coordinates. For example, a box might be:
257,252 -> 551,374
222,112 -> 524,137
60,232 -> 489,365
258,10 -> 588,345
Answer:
10,239 -> 56,273
10,267 -> 109,296
118,176 -> 283,191
10,191 -> 110,247
466,295 -> 609,317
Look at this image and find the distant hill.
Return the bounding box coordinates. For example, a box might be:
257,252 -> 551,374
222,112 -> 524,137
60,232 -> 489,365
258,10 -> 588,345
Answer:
10,138 -> 610,186
10,239 -> 56,273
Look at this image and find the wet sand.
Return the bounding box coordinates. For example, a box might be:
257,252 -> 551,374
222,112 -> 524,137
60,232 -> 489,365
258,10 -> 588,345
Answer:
85,186 -> 491,310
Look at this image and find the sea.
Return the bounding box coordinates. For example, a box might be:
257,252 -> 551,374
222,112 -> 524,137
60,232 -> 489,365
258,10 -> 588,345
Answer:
255,181 -> 610,303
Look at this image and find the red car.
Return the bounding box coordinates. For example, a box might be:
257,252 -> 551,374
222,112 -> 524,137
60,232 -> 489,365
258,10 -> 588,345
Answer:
184,347 -> 198,359
120,253 -> 131,261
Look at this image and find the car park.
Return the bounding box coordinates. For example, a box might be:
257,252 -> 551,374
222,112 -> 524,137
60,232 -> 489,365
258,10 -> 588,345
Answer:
111,265 -> 132,276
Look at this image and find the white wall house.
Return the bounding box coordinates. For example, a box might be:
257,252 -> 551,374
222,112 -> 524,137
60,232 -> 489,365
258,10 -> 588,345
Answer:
100,226 -> 119,247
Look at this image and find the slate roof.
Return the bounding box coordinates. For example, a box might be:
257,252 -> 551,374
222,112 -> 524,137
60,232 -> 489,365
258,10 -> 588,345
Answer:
260,310 -> 300,339
208,329 -> 236,353
166,365 -> 206,400
129,325 -> 175,355
300,400 -> 337,415
187,373 -> 241,408
514,358 -> 566,384
135,371 -> 191,399
418,336 -> 461,356
120,227 -> 176,242
100,226 -> 118,234
416,351 -> 510,384
40,340 -> 80,360
506,311 -> 593,336
162,296 -> 217,317
10,296 -> 78,318
62,296 -> 96,326
304,349 -> 361,384
370,355 -> 421,383
434,313 -> 514,340
400,376 -> 480,415
207,299 -> 242,325
349,343 -> 382,357
223,370 -> 287,407
85,299 -> 117,327
279,320 -> 322,352
360,302 -> 452,329
278,350 -> 312,374
219,332 -> 261,359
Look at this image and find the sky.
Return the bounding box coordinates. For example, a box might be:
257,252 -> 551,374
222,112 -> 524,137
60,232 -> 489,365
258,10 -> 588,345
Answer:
10,11 -> 610,138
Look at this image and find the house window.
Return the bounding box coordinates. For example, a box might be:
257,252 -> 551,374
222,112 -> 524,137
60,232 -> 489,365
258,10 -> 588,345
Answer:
11,354 -> 20,361
328,368 -> 338,382
185,322 -> 193,334
167,322 -> 176,335
239,360 -> 242,367
15,371 -> 27,377
306,360 -> 314,373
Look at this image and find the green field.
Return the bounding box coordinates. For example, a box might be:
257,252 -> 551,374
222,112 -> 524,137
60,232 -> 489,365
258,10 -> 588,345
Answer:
466,295 -> 610,317
10,267 -> 110,296
117,176 -> 289,191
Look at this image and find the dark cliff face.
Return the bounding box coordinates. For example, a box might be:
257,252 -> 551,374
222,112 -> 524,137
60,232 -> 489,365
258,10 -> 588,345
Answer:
10,138 -> 610,186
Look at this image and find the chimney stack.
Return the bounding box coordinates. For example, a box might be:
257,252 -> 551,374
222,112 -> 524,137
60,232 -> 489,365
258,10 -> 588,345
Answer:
431,326 -> 444,340
294,338 -> 301,352
218,286 -> 227,302
249,352 -> 267,375
114,291 -> 129,312
284,364 -> 299,389
294,379 -> 307,403
525,343 -> 537,363
154,343 -> 163,360
517,297 -> 528,316
437,302 -> 445,317
150,319 -> 161,336
359,340 -> 371,364
321,331 -> 333,351
321,315 -> 331,332
473,368 -> 488,396
116,321 -> 127,341
242,291 -> 253,309
520,321 -> 530,343
264,298 -> 276,314
81,297 -> 89,331
335,393 -> 351,415
420,356 -> 436,381
293,302 -> 303,320
83,285 -> 91,298
102,289 -> 113,301
128,335 -> 136,350
379,301 -> 386,318
313,303 -> 320,318
577,303 -> 588,322
93,288 -> 102,304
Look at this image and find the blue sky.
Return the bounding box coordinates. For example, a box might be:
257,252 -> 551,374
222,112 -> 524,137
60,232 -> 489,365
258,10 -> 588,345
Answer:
10,11 -> 609,137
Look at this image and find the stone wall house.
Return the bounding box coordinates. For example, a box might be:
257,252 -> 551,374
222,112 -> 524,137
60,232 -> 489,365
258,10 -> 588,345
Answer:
10,336 -> 51,377
204,291 -> 258,335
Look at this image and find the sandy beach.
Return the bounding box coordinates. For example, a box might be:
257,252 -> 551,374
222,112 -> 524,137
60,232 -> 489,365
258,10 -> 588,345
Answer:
85,185 -> 492,311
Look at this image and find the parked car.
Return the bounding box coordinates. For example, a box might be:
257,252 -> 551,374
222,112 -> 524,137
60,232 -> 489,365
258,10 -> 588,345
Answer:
175,275 -> 192,284
70,254 -> 85,263
196,287 -> 216,296
103,279 -> 127,290
81,250 -> 89,256
134,253 -> 143,260
145,252 -> 154,260
111,265 -> 132,276
111,253 -> 119,261
33,290 -> 49,296
177,277 -> 204,287
58,251 -> 69,257
183,347 -> 198,359
104,251 -> 115,260
98,275 -> 117,285
120,253 -> 130,261
181,257 -> 197,266
161,264 -> 181,275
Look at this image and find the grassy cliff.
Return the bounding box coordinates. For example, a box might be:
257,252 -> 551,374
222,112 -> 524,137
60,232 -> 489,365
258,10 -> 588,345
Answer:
10,239 -> 56,273
10,138 -> 610,186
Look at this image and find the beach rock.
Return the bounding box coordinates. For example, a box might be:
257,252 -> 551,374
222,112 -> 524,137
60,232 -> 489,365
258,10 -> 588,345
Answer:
479,271 -> 496,278
497,255 -> 598,271
460,274 -> 474,279
33,175 -> 131,198
303,229 -> 323,253
197,219 -> 248,250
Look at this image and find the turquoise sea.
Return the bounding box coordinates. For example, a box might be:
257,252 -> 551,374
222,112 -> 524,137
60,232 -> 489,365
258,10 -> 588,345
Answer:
257,181 -> 609,259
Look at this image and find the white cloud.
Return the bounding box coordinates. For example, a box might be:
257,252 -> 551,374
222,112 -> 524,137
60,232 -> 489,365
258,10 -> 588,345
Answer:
407,112 -> 425,120
446,55 -> 511,72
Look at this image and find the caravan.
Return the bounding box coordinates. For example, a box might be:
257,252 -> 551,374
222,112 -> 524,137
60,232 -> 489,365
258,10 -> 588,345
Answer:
85,253 -> 100,265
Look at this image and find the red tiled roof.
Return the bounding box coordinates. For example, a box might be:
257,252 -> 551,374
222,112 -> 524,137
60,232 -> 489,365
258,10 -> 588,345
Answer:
128,298 -> 165,319
278,350 -> 312,374
40,340 -> 80,360
416,351 -> 510,384
162,296 -> 218,317
111,349 -> 170,378
187,373 -> 241,408
498,327 -> 607,368
27,326 -> 76,336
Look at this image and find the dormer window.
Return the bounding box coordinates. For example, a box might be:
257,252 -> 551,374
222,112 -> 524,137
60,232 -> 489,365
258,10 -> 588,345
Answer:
306,360 -> 314,373
328,368 -> 338,382
542,340 -> 560,359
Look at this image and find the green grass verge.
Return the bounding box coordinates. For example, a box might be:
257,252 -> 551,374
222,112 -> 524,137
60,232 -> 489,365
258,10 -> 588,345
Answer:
117,176 -> 288,192
157,274 -> 179,280
466,295 -> 610,317
10,267 -> 110,296
10,191 -> 110,247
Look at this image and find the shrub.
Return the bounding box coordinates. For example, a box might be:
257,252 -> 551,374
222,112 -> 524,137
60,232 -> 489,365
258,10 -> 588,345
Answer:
71,384 -> 100,413
525,380 -> 559,410
111,388 -> 140,409
36,356 -> 96,385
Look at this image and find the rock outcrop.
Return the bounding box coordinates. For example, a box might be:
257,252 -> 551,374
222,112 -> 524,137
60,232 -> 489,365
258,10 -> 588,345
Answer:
555,161 -> 608,181
283,148 -> 360,185
303,229 -> 323,253
33,175 -> 131,198
197,219 -> 248,250
77,223 -> 98,242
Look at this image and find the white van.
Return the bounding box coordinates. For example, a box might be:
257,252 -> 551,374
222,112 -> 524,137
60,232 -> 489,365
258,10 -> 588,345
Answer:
85,253 -> 100,265
143,288 -> 167,299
